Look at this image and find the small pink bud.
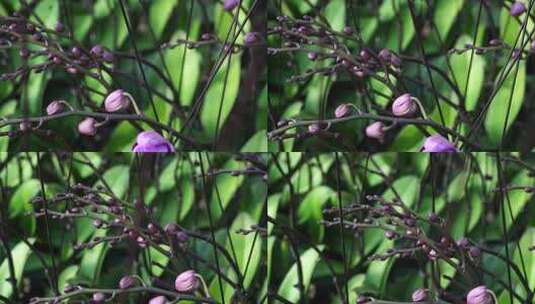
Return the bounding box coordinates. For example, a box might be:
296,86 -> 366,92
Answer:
392,93 -> 417,117
46,100 -> 64,115
365,121 -> 385,142
92,292 -> 106,303
90,44 -> 103,57
334,104 -> 352,118
244,32 -> 262,45
422,135 -> 457,152
467,286 -> 494,304
149,296 -> 167,304
412,288 -> 428,302
119,275 -> 136,289
174,270 -> 200,293
78,118 -> 97,136
105,89 -> 130,112
308,123 -> 321,134
428,249 -> 438,260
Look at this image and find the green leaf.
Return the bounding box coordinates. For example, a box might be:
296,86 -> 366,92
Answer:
433,0 -> 464,40
149,0 -> 178,39
450,35 -> 486,111
382,175 -> 420,208
9,179 -> 40,218
297,186 -> 334,242
200,55 -> 242,139
94,165 -> 130,198
58,265 -> 79,293
0,239 -> 35,298
208,158 -> 244,220
149,245 -> 171,277
79,229 -> 108,284
241,130 -> 268,152
324,0 -> 346,32
484,61 -> 525,145
277,246 -> 324,303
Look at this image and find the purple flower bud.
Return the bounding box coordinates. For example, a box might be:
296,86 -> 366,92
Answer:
422,135 -> 458,152
412,288 -> 428,302
428,249 -> 438,260
105,89 -> 130,112
46,100 -> 64,115
469,246 -> 481,258
78,118 -> 97,136
19,121 -> 31,132
384,230 -> 396,240
378,48 -> 392,61
90,44 -> 103,57
457,238 -> 469,248
19,48 -> 30,59
343,26 -> 353,35
149,296 -> 167,304
71,47 -> 82,58
244,32 -> 262,45
308,123 -> 321,134
223,0 -> 239,11
489,39 -> 501,46
365,121 -> 385,142
119,275 -> 136,289
164,223 -> 179,235
531,40 -> 535,51
510,2 -> 526,17
307,52 -> 317,61
174,270 -> 200,293
467,286 -> 494,304
93,292 -> 106,303
390,54 -> 401,67
132,131 -> 175,153
54,22 -> 64,32
392,93 -> 417,117
102,51 -> 114,63
334,104 -> 351,118
176,231 -> 189,243
137,236 -> 147,248
360,49 -> 371,61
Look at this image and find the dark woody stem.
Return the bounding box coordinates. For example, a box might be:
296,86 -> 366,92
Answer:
267,113 -> 485,151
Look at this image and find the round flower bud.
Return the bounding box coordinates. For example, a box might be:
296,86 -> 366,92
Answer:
90,44 -> 103,57
531,40 -> 535,51
104,89 -> 130,112
46,100 -> 64,115
149,296 -> 167,304
343,26 -> 353,35
510,2 -> 526,17
378,48 -> 392,61
334,104 -> 351,118
102,51 -> 114,63
54,22 -> 64,32
412,288 -> 428,302
132,131 -> 175,153
365,121 -> 385,142
223,0 -> 239,11
19,121 -> 31,132
307,52 -> 317,61
137,236 -> 147,248
176,231 -> 189,243
428,249 -> 438,260
392,93 -> 417,117
164,223 -> 179,235
244,32 -> 262,45
422,135 -> 457,152
308,123 -> 321,134
92,292 -> 106,303
78,118 -> 97,136
384,230 -> 396,240
119,275 -> 136,289
360,49 -> 371,61
457,238 -> 469,248
469,246 -> 481,258
71,47 -> 82,58
467,286 -> 494,304
174,270 -> 200,293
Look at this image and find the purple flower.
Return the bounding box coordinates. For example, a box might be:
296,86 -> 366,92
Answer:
378,48 -> 392,61
90,44 -> 103,57
92,292 -> 106,303
46,100 -> 64,115
149,296 -> 167,304
467,286 -> 494,304
365,121 -> 385,142
132,131 -> 175,153
175,270 -> 200,293
308,123 -> 321,134
392,93 -> 417,117
412,288 -> 428,302
223,0 -> 239,11
510,2 -> 526,17
105,89 -> 130,112
422,135 -> 458,152
78,118 -> 97,136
